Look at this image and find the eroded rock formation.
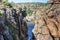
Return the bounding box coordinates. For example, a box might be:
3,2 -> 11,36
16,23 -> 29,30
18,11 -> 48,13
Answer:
33,0 -> 60,40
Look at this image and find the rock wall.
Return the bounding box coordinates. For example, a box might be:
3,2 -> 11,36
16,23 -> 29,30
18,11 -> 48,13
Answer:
33,0 -> 60,40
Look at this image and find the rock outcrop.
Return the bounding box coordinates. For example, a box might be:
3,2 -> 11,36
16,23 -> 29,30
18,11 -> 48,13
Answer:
33,0 -> 60,40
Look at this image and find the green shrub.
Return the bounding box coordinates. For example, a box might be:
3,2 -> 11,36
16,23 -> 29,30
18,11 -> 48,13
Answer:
26,9 -> 33,16
0,10 -> 4,15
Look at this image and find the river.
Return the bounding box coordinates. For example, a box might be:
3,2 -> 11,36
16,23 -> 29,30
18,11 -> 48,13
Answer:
27,22 -> 34,40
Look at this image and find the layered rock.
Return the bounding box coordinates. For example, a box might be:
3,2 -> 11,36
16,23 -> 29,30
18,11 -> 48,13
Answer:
33,9 -> 53,40
33,0 -> 60,40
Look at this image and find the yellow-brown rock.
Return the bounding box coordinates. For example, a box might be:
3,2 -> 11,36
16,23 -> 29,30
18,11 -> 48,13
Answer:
33,0 -> 60,40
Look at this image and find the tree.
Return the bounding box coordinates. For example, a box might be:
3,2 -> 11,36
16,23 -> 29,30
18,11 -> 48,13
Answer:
2,0 -> 12,7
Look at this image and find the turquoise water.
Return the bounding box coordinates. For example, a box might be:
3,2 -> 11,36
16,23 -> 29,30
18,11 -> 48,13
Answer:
27,22 -> 34,40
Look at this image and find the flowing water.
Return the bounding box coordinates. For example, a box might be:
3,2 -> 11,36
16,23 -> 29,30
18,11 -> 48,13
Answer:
27,22 -> 34,40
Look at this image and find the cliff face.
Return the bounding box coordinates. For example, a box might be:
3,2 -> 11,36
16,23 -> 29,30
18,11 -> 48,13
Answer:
0,4 -> 28,40
33,0 -> 60,40
33,9 -> 53,40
